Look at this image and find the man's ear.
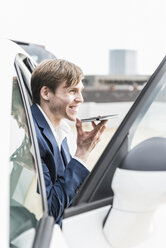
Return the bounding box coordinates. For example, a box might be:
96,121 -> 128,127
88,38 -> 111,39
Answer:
40,86 -> 50,101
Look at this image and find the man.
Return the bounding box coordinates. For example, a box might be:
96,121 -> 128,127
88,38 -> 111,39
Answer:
30,59 -> 107,224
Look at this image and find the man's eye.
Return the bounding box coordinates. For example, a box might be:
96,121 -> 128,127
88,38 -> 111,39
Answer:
70,89 -> 76,93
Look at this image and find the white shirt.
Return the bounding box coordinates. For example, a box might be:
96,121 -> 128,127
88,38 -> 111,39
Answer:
37,104 -> 86,166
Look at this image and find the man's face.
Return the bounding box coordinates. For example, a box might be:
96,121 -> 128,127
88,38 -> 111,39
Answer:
48,80 -> 84,121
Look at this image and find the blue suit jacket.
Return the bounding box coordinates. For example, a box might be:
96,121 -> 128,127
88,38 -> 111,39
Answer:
31,104 -> 89,224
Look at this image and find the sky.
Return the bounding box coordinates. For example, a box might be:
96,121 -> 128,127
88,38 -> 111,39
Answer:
0,0 -> 166,75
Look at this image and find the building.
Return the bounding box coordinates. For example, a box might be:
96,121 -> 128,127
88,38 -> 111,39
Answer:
82,49 -> 149,103
82,74 -> 149,102
109,49 -> 137,75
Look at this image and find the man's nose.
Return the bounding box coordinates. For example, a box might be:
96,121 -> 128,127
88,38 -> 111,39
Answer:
75,92 -> 84,103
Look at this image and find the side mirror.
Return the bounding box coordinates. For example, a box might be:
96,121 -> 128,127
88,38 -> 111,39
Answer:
103,137 -> 166,247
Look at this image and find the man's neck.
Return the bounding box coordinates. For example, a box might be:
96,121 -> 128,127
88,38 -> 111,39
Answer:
38,104 -> 62,129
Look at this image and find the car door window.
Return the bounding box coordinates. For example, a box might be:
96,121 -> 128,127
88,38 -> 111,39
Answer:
9,77 -> 43,248
129,70 -> 166,149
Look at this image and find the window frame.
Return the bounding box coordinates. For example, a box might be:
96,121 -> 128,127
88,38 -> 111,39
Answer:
14,54 -> 55,248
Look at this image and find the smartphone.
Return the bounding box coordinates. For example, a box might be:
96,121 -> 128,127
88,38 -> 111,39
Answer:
81,114 -> 118,122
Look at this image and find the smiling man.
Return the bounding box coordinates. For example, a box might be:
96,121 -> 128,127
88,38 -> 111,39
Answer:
30,59 -> 107,224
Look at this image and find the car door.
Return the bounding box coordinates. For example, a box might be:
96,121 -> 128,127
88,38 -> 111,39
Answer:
7,44 -> 55,248
59,55 -> 166,248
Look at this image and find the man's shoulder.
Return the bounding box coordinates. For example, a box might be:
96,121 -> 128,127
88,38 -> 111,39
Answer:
31,104 -> 40,119
31,104 -> 47,128
31,103 -> 38,112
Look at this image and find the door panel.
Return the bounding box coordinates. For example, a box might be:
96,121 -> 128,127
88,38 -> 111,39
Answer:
62,205 -> 111,248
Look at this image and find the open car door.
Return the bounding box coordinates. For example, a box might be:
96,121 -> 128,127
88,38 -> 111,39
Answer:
60,55 -> 166,248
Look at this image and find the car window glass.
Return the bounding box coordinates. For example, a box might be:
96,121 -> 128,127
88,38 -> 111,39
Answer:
129,71 -> 166,150
9,77 -> 43,247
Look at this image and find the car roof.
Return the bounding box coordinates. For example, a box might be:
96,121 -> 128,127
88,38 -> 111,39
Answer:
12,40 -> 56,63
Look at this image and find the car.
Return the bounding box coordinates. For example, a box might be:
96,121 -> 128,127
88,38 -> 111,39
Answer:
1,38 -> 166,248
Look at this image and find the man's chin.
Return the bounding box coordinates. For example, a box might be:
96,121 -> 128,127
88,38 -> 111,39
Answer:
67,115 -> 77,122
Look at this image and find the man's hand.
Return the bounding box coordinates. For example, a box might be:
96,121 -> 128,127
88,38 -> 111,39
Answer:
74,118 -> 107,163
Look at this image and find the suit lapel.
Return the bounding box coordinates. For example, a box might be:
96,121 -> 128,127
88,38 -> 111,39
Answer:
31,104 -> 56,152
31,104 -> 65,175
61,137 -> 72,166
